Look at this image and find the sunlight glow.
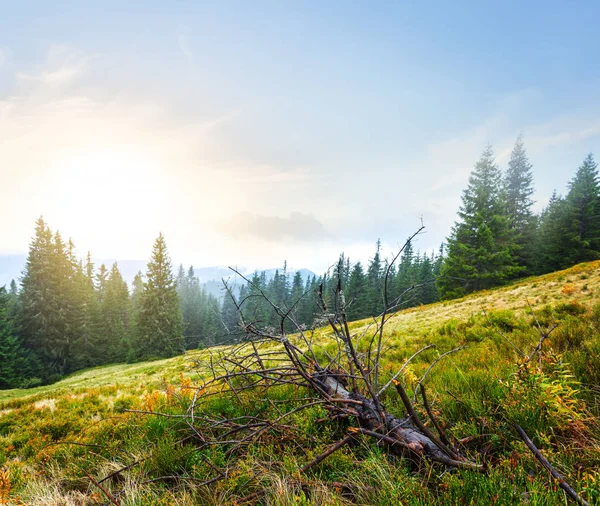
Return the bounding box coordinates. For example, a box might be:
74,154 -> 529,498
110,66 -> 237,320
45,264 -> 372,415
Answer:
49,149 -> 170,257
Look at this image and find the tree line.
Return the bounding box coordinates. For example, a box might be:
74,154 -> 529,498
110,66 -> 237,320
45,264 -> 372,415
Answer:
1,134 -> 598,388
222,244 -> 444,336
0,221 -> 223,388
438,136 -> 600,298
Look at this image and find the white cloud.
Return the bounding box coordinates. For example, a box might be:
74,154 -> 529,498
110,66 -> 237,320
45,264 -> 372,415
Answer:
221,212 -> 328,242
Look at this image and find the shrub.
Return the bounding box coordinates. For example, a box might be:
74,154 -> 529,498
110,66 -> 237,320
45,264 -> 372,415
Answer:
550,317 -> 589,352
486,310 -> 518,333
554,301 -> 587,317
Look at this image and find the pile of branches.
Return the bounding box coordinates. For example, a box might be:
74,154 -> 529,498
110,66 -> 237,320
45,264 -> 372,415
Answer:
180,228 -> 485,491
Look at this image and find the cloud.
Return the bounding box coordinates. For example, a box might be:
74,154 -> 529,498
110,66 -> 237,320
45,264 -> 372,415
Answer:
15,45 -> 90,86
221,212 -> 329,242
527,120 -> 600,152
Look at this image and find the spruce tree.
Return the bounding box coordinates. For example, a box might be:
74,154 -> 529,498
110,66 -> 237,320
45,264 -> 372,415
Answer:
0,287 -> 27,389
133,234 -> 184,360
297,275 -> 318,327
289,270 -> 305,329
418,252 -> 439,305
7,280 -> 19,323
69,255 -> 102,370
395,240 -> 415,302
200,291 -> 221,348
562,154 -> 600,265
535,191 -> 567,274
504,134 -> 536,274
347,262 -> 368,320
178,266 -> 205,350
96,264 -> 109,302
438,147 -> 521,299
131,271 -> 144,312
221,290 -> 241,343
20,219 -> 72,378
366,240 -> 383,316
102,263 -> 131,361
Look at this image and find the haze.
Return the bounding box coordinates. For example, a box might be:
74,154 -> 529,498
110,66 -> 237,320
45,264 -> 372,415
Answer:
1,1 -> 599,271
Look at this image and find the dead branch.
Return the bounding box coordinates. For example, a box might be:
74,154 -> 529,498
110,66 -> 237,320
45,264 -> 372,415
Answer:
86,472 -> 121,506
300,434 -> 354,472
419,384 -> 452,448
515,424 -> 588,506
412,345 -> 467,404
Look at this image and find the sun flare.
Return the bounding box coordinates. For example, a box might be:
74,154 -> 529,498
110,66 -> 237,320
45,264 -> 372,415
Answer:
49,149 -> 169,256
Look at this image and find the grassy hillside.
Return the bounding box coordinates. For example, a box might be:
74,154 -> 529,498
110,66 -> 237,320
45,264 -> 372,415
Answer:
1,262 -> 600,505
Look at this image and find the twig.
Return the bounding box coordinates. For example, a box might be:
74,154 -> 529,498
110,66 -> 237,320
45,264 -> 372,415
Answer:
412,345 -> 467,404
525,299 -> 559,364
300,434 -> 354,472
514,424 -> 588,506
394,380 -> 460,460
378,344 -> 435,396
420,384 -> 452,448
86,472 -> 120,506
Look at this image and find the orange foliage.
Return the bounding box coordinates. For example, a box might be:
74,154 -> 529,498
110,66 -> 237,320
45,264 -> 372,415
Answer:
144,391 -> 160,411
0,467 -> 11,505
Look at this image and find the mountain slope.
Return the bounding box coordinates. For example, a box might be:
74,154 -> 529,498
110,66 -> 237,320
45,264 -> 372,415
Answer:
1,261 -> 599,505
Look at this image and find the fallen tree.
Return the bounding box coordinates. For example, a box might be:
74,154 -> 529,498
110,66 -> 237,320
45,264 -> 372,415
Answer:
180,228 -> 485,486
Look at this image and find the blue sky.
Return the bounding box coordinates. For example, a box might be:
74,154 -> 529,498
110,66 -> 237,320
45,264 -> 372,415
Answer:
1,1 -> 599,271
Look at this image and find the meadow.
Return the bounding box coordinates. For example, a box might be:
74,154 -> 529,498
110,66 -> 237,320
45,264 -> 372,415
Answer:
1,261 -> 600,505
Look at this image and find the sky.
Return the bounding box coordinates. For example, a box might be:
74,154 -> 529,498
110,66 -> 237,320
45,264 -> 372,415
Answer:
1,1 -> 600,273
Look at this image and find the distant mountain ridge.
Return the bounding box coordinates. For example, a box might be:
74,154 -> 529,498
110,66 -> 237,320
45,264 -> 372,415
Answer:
0,255 -> 316,299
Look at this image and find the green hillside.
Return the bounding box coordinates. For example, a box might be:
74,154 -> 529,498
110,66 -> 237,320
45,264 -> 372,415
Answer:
1,262 -> 600,505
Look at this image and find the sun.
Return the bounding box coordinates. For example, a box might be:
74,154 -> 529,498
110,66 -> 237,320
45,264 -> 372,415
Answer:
47,148 -> 170,258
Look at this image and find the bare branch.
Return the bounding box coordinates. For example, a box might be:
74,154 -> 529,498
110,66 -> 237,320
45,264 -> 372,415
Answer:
515,424 -> 588,506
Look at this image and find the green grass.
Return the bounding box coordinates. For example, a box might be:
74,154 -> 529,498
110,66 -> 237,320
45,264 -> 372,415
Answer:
1,262 -> 600,505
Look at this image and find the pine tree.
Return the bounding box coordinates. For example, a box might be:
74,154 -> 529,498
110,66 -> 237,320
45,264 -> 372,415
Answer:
131,271 -> 144,312
0,287 -> 25,389
289,270 -> 305,328
347,262 -> 368,320
96,264 -> 109,302
69,254 -> 102,370
438,147 -> 522,299
221,290 -> 240,343
504,134 -> 536,274
20,219 -> 72,378
395,240 -> 415,303
561,154 -> 600,265
200,290 -> 221,348
297,275 -> 318,327
102,263 -> 131,361
366,240 -> 383,316
535,191 -> 567,273
133,234 -> 184,360
178,266 -> 205,350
